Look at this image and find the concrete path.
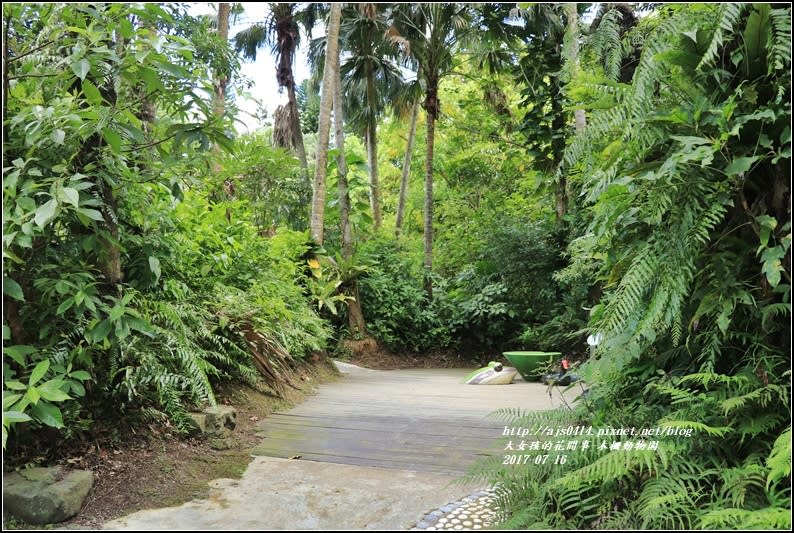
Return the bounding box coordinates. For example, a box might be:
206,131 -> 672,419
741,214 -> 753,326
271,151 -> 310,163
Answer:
104,363 -> 578,530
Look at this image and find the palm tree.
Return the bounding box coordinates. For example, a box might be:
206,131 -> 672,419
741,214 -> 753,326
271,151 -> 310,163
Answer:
564,3 -> 586,134
332,36 -> 367,335
338,4 -> 404,231
390,4 -> 473,298
234,4 -> 320,183
309,3 -> 341,245
394,99 -> 420,238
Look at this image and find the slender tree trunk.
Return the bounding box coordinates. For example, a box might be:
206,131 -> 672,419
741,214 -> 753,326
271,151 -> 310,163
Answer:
555,3 -> 584,226
365,61 -> 382,230
366,124 -> 381,230
213,3 -> 229,122
310,3 -> 341,244
565,3 -> 586,133
423,105 -> 436,299
287,80 -> 309,184
334,62 -> 367,335
335,90 -> 353,260
99,180 -> 123,287
214,3 -> 232,221
551,76 -> 568,224
396,101 -> 419,238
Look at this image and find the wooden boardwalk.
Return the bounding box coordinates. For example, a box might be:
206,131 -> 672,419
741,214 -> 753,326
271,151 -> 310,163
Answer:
251,364 -> 577,475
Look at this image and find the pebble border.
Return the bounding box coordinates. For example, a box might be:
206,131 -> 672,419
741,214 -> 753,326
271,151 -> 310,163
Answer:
410,488 -> 499,531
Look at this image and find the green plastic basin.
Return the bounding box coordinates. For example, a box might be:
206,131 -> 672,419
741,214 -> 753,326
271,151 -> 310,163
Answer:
503,351 -> 561,381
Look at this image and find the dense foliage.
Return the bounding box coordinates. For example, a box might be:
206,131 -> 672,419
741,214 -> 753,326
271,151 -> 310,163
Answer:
3,2 -> 790,529
464,3 -> 791,530
2,3 -> 328,450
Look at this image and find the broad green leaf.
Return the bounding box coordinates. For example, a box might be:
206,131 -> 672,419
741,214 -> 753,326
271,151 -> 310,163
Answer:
56,298 -> 74,315
3,277 -> 24,301
60,186 -> 80,207
77,208 -> 105,221
139,66 -> 162,92
761,246 -> 785,288
3,325 -> 10,341
109,305 -> 125,321
2,410 -> 32,424
81,79 -> 102,105
71,58 -> 90,81
69,380 -> 85,397
725,156 -> 759,175
3,381 -> 27,391
756,214 -> 778,249
114,318 -> 130,340
36,380 -> 71,402
102,128 -> 122,154
3,345 -> 36,366
68,370 -> 91,381
29,401 -> 64,428
158,62 -> 191,79
29,359 -> 49,386
91,319 -> 112,343
50,129 -> 66,145
126,317 -> 154,337
148,256 -> 161,282
3,393 -> 22,410
119,17 -> 133,39
25,386 -> 40,405
34,199 -> 58,228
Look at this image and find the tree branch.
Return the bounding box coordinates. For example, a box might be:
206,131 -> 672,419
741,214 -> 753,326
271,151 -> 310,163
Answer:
8,38 -> 57,63
121,132 -> 177,152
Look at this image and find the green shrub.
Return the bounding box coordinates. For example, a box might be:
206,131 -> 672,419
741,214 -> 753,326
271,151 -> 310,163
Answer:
357,238 -> 456,352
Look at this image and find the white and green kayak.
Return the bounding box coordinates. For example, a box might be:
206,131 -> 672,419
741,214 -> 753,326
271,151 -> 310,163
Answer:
463,361 -> 518,385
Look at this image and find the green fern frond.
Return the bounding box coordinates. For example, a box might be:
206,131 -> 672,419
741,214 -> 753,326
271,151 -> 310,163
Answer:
589,7 -> 624,81
696,3 -> 749,72
658,419 -> 732,437
721,384 -> 789,415
768,7 -> 792,74
699,506 -> 791,530
718,462 -> 768,508
554,446 -> 667,489
766,426 -> 791,490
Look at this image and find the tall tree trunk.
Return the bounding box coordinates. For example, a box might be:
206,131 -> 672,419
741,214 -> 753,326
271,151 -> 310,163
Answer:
551,79 -> 568,225
99,182 -> 123,287
365,61 -> 382,230
555,3 -> 584,226
287,80 -> 309,184
565,3 -> 587,133
334,58 -> 367,335
214,3 -> 232,221
213,3 -> 229,122
310,3 -> 341,244
423,100 -> 436,299
395,101 -> 419,238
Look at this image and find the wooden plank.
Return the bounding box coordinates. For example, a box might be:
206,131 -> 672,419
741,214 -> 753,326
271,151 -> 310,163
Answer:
249,367 -> 577,474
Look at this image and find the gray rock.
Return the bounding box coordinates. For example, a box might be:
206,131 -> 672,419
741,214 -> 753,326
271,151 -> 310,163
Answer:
416,520 -> 430,529
188,405 -> 237,436
203,405 -> 237,436
3,466 -> 93,525
187,413 -> 207,434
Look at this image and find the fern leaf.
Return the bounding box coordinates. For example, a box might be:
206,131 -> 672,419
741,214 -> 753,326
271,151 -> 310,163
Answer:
766,426 -> 791,490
